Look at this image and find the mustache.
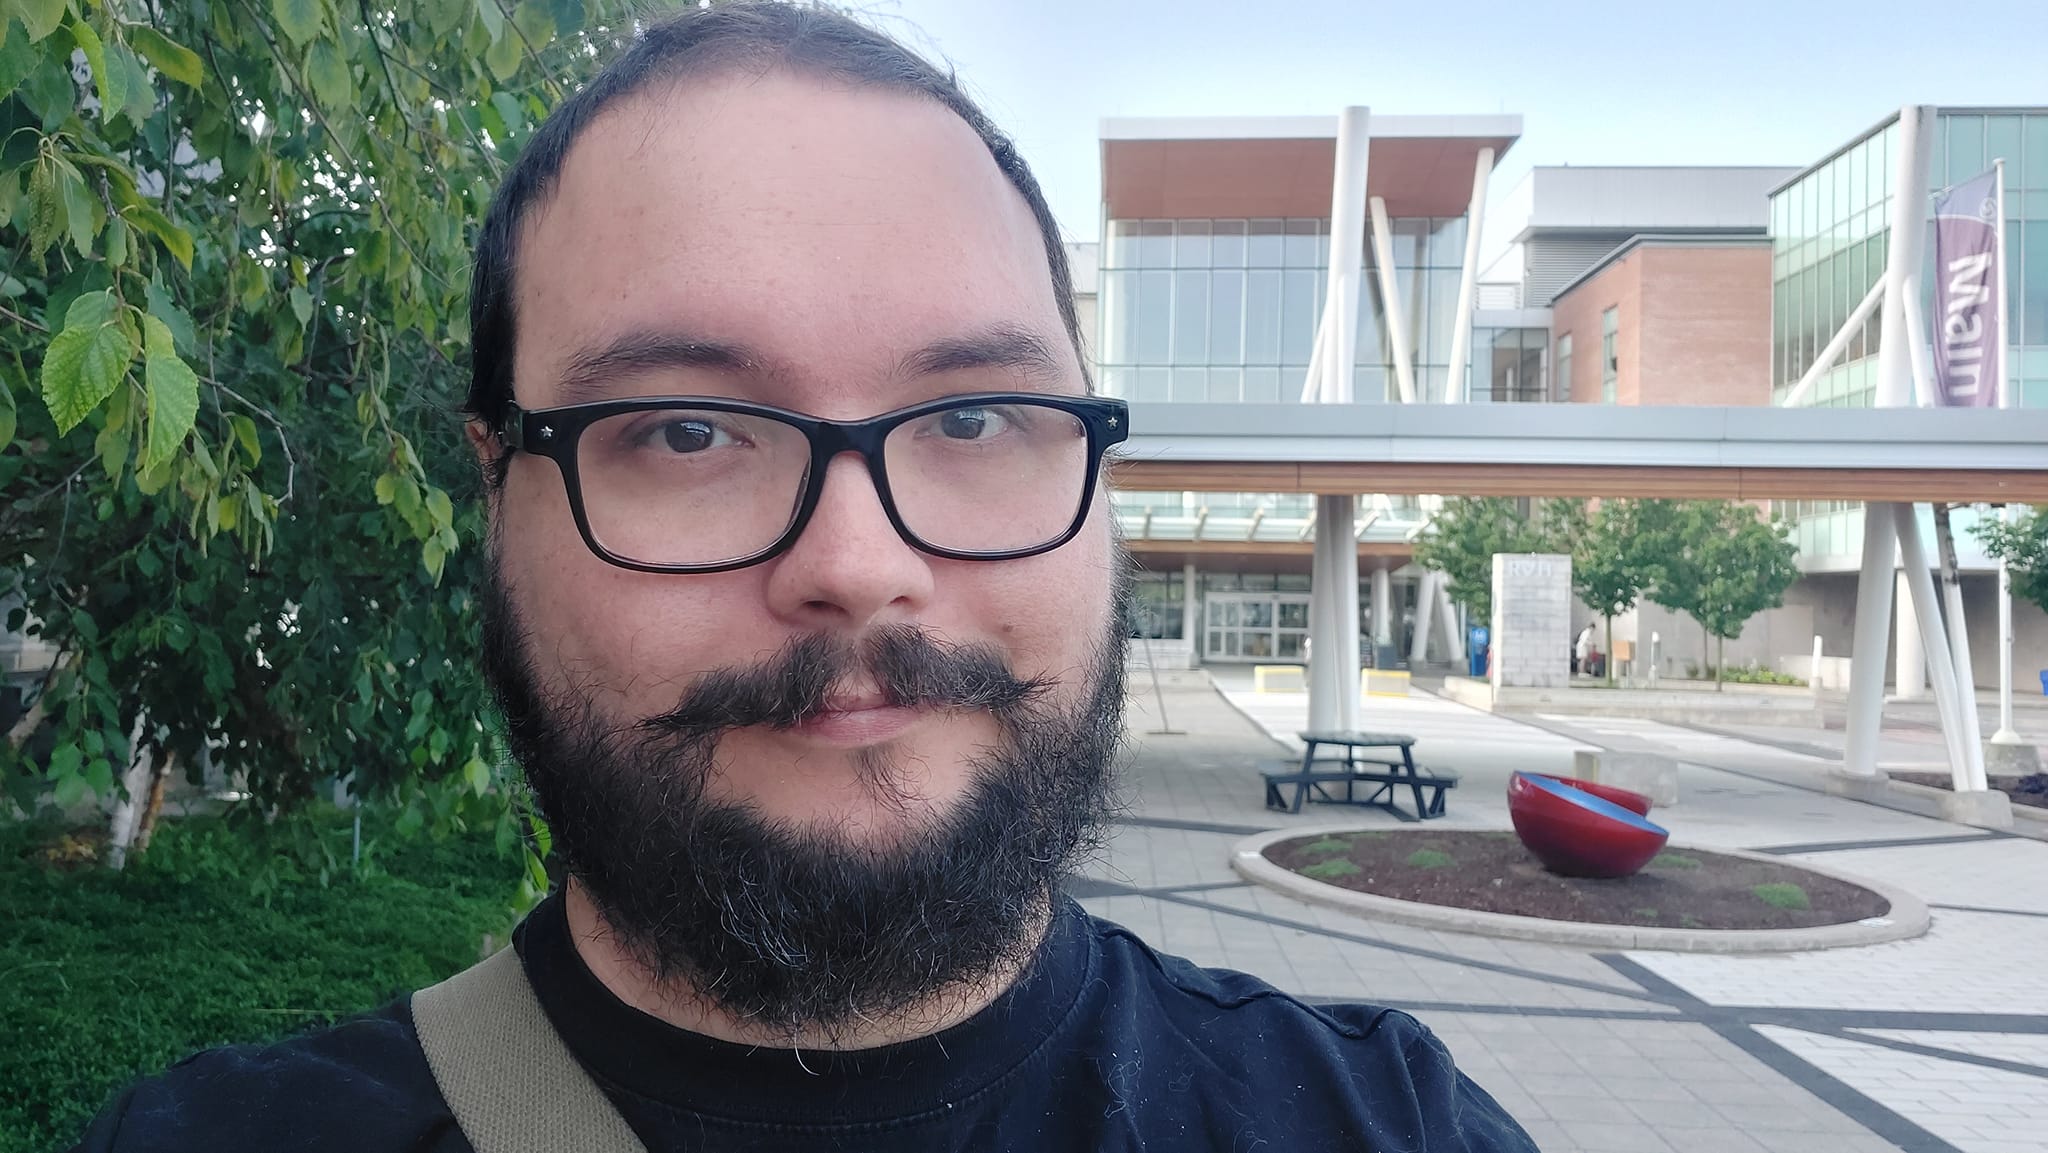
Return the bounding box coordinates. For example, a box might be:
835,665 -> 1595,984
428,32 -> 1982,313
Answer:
638,625 -> 1053,739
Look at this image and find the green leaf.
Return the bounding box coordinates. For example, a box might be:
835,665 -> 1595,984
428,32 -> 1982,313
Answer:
484,23 -> 521,82
289,284 -> 313,326
228,413 -> 261,466
127,203 -> 193,269
94,407 -> 131,479
271,0 -> 327,46
26,159 -> 63,257
0,380 -> 15,452
142,315 -> 200,472
58,162 -> 97,256
69,18 -> 125,123
476,0 -> 505,43
0,20 -> 37,99
130,24 -> 204,89
13,0 -> 63,43
512,1 -> 555,48
304,36 -> 350,107
18,48 -> 73,128
103,214 -> 128,267
41,291 -> 133,434
373,473 -> 396,505
145,279 -> 196,355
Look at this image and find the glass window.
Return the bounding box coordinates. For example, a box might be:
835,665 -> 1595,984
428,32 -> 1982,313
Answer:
1175,220 -> 1212,269
1354,364 -> 1388,403
1136,270 -> 1171,364
1601,307 -> 1619,404
1209,270 -> 1244,365
1246,219 -> 1284,267
2024,116 -> 2048,191
1987,115 -> 2023,175
1425,268 -> 1462,368
1172,270 -> 1208,365
1429,217 -> 1468,268
1245,269 -> 1282,364
1135,367 -> 1170,402
1137,220 -> 1174,269
1947,115 -> 1985,187
1100,271 -> 1139,365
2025,220 -> 2048,345
1389,217 -> 1426,269
1284,219 -> 1322,268
1100,367 -> 1132,399
1281,270 -> 1319,364
1556,333 -> 1573,402
1846,145 -> 1863,219
1107,219 -> 1141,269
1170,367 -> 1206,402
1207,367 -> 1243,403
1211,220 -> 1247,268
1243,366 -> 1281,403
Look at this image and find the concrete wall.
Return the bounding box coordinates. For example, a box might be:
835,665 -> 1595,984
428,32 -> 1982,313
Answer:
1617,599 -> 1817,678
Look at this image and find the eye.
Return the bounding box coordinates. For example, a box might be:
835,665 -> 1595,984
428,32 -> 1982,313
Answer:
935,407 -> 1010,440
652,419 -> 733,454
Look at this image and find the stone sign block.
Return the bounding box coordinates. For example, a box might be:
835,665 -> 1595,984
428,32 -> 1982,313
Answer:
1490,553 -> 1571,691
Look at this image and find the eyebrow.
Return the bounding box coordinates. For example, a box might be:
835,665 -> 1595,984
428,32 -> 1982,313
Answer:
548,322 -> 1070,406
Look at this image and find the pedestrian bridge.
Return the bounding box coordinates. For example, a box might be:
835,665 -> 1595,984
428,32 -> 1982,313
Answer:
1110,403 -> 2048,503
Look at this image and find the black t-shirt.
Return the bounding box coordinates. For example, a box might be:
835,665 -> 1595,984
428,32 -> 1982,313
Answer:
73,893 -> 1537,1151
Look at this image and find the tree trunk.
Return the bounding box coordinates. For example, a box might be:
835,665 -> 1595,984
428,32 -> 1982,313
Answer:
105,743 -> 155,871
1716,635 -> 1726,692
1603,614 -> 1615,686
132,751 -> 176,855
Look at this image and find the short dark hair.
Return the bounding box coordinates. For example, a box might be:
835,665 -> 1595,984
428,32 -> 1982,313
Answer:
465,1 -> 1087,437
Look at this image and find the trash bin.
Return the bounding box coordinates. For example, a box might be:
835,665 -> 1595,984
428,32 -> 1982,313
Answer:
1467,626 -> 1489,678
2040,669 -> 2048,696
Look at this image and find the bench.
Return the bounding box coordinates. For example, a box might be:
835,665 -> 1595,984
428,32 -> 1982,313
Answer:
1260,761 -> 1460,820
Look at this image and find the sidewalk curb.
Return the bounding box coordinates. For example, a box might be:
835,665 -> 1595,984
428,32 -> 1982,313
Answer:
1230,824 -> 1932,955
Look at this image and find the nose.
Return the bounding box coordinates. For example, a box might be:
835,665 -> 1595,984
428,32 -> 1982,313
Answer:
762,453 -> 935,631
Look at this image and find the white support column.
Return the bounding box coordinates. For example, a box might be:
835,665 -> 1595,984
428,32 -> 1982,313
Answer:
1434,575 -> 1465,664
1443,147 -> 1494,405
1893,504 -> 1988,791
1844,503 -> 1899,776
1410,571 -> 1437,666
1781,280 -> 1886,407
1992,158 -> 2021,746
1181,561 -> 1199,666
1371,565 -> 1392,651
1309,495 -> 1361,732
1322,107 -> 1370,406
1369,196 -> 1417,404
1896,570 -> 1925,700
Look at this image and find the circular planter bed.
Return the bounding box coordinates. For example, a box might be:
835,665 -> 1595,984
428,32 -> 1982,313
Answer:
1232,827 -> 1929,953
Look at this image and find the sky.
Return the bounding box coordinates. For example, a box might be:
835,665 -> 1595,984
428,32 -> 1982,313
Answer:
853,0 -> 2048,263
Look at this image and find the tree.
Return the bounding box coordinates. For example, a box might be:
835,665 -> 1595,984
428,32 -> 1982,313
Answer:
1638,501 -> 1799,690
1977,505 -> 2048,614
1,0 -> 632,871
1413,497 -> 1566,627
1557,498 -> 1651,686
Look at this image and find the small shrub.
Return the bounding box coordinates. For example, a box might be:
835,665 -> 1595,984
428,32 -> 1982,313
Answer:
1650,852 -> 1701,870
1631,907 -> 1659,919
1299,838 -> 1353,856
1301,859 -> 1363,880
1752,882 -> 1811,910
1405,849 -> 1454,869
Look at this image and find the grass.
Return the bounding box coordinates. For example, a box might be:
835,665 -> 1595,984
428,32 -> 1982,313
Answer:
1300,859 -> 1363,880
1631,907 -> 1659,919
0,808 -> 524,1153
1751,882 -> 1811,911
1650,852 -> 1702,870
1404,848 -> 1454,869
1299,837 -> 1353,856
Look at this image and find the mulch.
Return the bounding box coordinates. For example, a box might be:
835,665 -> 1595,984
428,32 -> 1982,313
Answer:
1889,771 -> 2048,810
1264,830 -> 1891,931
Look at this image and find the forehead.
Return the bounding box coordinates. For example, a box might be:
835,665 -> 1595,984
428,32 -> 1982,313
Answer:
510,68 -> 1068,411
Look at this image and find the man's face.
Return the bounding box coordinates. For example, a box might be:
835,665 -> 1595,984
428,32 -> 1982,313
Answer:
478,69 -> 1124,1031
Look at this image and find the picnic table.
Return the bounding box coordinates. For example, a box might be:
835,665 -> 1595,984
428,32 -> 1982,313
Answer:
1260,730 -> 1457,820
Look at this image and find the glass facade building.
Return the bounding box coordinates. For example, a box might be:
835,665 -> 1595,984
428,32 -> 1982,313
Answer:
1771,108 -> 2048,561
1097,215 -> 1478,405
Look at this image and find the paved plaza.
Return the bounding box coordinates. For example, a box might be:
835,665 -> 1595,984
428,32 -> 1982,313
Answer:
1073,671 -> 2048,1153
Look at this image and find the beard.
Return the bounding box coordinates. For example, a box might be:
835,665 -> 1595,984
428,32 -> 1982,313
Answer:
477,557 -> 1128,1038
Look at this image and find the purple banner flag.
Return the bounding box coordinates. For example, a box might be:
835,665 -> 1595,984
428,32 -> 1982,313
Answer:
1931,169 -> 2001,407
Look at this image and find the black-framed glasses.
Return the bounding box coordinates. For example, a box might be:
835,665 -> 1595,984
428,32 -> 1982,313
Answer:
496,392 -> 1129,573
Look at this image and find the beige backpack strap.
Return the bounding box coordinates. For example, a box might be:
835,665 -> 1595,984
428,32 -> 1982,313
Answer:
411,947 -> 648,1153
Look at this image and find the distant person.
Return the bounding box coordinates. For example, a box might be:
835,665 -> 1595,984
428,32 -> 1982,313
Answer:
74,5 -> 1535,1151
1574,622 -> 1596,675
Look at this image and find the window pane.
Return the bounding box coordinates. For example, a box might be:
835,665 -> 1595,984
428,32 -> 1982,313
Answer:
1138,220 -> 1174,269
1245,270 -> 1282,363
1247,219 -> 1285,267
1429,216 -> 1468,268
1211,220 -> 1247,268
1987,115 -> 2023,174
1243,366 -> 1281,403
1947,115 -> 1986,187
1282,270 -> 1319,363
1209,270 -> 1244,364
1284,219 -> 1322,268
1107,219 -> 1141,268
1205,367 -> 1242,403
2024,116 -> 2048,190
1388,218 -> 1425,268
1175,220 -> 1212,269
2025,220 -> 2048,344
1100,367 -> 1133,399
1136,270 -> 1171,363
1100,270 -> 1138,364
1171,367 -> 1207,402
1173,270 -> 1208,364
1135,367 -> 1170,402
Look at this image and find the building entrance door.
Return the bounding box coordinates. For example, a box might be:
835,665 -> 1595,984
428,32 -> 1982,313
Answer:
1203,593 -> 1310,662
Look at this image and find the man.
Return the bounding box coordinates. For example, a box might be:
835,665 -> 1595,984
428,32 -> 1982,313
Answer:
1574,623 -> 1595,676
77,5 -> 1534,1150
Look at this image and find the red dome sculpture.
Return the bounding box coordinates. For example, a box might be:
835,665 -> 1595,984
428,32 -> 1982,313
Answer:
1508,772 -> 1669,879
1542,774 -> 1654,817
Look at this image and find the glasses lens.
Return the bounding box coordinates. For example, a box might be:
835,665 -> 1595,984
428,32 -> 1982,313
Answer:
885,401 -> 1091,555
575,407 -> 810,567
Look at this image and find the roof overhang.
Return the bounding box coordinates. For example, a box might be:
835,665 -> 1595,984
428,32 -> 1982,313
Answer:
1100,114 -> 1522,221
1110,403 -> 2048,502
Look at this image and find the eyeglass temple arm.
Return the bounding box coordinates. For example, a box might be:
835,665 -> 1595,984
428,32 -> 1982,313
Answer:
494,405 -> 527,453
